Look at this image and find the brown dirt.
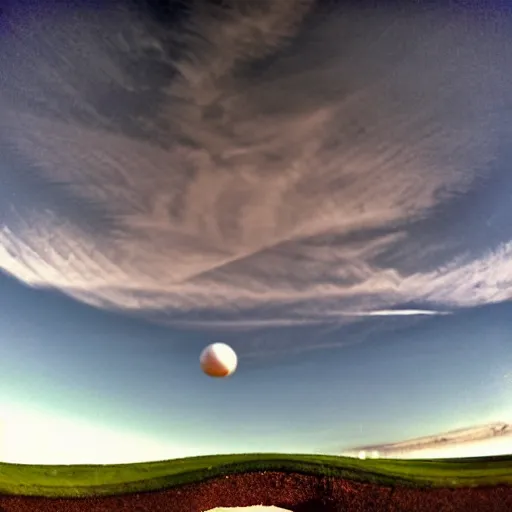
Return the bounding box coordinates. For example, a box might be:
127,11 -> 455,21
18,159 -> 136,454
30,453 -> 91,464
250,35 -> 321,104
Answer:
0,471 -> 511,512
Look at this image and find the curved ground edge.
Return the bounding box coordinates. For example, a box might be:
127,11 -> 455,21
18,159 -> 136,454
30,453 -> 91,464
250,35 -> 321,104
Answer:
1,471 -> 512,512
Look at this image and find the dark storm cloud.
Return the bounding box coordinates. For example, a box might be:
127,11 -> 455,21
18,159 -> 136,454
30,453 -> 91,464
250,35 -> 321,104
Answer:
1,0 -> 512,339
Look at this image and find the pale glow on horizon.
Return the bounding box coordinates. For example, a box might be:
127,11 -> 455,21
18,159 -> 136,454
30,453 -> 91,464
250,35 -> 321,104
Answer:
2,403 -> 511,465
0,404 -> 203,465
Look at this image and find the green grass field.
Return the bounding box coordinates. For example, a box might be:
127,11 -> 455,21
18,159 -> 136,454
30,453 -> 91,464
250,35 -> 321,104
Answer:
1,453 -> 512,498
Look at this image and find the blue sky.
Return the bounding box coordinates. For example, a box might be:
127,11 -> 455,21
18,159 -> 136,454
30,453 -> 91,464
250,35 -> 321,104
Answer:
1,0 -> 512,465
1,271 -> 511,464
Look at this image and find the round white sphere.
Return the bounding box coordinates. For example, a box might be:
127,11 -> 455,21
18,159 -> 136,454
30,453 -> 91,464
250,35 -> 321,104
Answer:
200,342 -> 238,378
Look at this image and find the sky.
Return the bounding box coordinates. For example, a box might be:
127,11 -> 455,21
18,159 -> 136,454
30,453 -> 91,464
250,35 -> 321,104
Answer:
0,0 -> 512,464
1,271 -> 511,464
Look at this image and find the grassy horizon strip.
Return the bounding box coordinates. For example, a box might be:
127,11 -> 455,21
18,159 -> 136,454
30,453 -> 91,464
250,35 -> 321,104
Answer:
1,453 -> 512,498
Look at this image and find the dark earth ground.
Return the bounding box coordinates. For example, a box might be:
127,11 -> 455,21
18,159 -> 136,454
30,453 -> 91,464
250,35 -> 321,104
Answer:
1,472 -> 512,512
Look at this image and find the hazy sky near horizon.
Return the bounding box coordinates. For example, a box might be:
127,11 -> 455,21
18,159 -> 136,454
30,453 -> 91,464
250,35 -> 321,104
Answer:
1,272 -> 511,464
1,0 -> 512,464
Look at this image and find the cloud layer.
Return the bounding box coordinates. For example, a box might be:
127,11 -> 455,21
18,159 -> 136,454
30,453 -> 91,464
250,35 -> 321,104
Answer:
1,1 -> 512,330
344,423 -> 512,459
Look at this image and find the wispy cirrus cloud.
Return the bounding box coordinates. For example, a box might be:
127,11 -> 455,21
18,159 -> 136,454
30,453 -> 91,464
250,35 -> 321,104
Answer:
0,1 -> 512,336
343,423 -> 512,459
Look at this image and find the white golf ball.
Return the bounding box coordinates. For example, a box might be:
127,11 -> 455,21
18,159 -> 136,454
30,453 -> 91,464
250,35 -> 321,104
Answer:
200,343 -> 238,378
